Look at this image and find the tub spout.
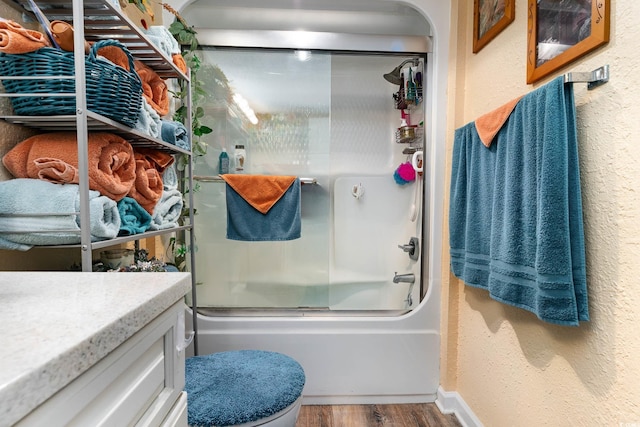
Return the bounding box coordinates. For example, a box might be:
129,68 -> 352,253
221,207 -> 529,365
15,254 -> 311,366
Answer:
393,272 -> 415,284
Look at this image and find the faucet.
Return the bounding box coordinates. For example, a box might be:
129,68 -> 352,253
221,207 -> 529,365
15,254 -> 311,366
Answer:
393,272 -> 415,284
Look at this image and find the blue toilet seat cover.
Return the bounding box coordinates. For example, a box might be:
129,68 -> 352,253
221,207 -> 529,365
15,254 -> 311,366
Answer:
185,350 -> 306,426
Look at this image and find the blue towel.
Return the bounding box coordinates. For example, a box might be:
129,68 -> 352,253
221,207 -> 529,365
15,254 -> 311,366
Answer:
0,179 -> 120,250
117,197 -> 152,236
449,76 -> 588,326
185,350 -> 305,427
160,120 -> 190,151
149,189 -> 183,231
225,178 -> 301,241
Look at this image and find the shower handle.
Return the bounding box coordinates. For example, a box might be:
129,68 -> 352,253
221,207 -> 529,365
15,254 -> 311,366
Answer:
398,237 -> 420,261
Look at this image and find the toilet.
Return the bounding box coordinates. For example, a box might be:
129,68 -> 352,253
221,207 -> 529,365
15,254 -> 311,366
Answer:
185,350 -> 306,427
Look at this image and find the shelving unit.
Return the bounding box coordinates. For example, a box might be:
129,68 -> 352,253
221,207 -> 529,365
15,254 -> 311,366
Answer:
0,0 -> 198,350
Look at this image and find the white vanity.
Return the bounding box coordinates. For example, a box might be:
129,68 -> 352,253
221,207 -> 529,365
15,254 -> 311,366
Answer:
0,272 -> 191,427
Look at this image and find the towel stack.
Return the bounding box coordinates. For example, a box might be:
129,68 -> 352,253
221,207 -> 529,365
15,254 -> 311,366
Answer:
0,132 -> 184,248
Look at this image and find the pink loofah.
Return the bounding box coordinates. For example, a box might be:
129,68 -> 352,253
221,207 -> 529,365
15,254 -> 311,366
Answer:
396,162 -> 416,182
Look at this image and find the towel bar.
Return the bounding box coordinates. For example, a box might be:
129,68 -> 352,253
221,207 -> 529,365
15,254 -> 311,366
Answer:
564,65 -> 609,90
194,175 -> 318,185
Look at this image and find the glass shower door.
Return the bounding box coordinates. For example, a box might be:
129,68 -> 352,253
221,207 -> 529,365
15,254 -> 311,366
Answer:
191,48 -> 425,312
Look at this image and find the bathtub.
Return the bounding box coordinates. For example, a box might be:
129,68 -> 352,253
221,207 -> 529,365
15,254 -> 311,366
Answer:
185,276 -> 441,404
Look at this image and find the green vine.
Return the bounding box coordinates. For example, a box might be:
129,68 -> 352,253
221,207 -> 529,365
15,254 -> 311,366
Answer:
159,4 -> 212,270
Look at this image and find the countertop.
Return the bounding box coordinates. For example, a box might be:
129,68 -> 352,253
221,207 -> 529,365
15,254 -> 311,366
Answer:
0,272 -> 191,427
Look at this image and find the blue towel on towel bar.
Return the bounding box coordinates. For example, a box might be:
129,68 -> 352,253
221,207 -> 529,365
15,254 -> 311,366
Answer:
449,76 -> 588,326
0,178 -> 120,250
224,177 -> 301,241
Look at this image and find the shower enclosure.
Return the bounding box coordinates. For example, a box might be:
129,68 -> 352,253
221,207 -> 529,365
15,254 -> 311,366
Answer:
192,50 -> 426,314
173,0 -> 451,403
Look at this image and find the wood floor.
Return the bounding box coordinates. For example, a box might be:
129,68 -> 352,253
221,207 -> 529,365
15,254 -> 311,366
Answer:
295,404 -> 462,427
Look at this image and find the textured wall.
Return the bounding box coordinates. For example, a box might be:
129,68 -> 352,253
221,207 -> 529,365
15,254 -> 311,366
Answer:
444,0 -> 640,425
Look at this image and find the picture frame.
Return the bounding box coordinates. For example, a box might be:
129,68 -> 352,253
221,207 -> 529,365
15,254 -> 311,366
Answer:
473,0 -> 515,53
527,0 -> 610,84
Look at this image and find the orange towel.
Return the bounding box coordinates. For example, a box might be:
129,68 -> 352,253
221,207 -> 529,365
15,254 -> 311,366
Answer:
134,60 -> 170,116
127,148 -> 174,213
221,174 -> 297,214
172,53 -> 188,75
474,95 -> 523,148
2,132 -> 136,201
96,44 -> 131,71
0,20 -> 51,54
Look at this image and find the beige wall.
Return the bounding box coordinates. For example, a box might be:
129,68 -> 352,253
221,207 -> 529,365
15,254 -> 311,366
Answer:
443,0 -> 640,425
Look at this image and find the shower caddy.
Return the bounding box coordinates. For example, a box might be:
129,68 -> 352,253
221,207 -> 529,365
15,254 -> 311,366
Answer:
0,0 -> 198,325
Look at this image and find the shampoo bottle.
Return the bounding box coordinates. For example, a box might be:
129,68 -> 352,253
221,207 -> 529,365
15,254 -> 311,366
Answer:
218,148 -> 229,174
234,145 -> 246,173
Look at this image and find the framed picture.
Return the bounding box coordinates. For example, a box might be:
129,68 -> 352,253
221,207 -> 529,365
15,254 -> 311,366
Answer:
527,0 -> 610,84
473,0 -> 515,53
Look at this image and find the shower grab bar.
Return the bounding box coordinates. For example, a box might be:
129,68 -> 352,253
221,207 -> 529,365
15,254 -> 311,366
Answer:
564,65 -> 609,90
193,175 -> 318,185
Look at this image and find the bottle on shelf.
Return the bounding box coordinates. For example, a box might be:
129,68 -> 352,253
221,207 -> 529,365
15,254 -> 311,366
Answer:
219,148 -> 229,174
234,144 -> 246,173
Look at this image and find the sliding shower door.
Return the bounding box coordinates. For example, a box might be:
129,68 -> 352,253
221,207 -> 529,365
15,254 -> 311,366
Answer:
191,48 -> 425,312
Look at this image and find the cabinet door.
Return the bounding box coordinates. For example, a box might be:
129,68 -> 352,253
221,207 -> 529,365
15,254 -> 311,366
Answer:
16,302 -> 186,427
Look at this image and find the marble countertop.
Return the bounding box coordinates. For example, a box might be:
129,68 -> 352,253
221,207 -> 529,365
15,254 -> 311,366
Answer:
0,272 -> 191,427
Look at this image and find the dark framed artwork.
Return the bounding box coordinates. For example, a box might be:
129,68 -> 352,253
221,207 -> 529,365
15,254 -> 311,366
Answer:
473,0 -> 515,53
527,0 -> 610,84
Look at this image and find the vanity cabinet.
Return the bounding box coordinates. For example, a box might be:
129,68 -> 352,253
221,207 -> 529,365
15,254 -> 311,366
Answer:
17,301 -> 189,426
0,272 -> 191,427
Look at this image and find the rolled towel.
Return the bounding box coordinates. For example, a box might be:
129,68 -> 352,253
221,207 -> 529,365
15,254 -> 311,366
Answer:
0,19 -> 51,54
96,43 -> 131,71
163,161 -> 178,190
133,98 -> 162,138
2,132 -> 136,201
144,26 -> 180,56
172,53 -> 188,75
0,178 -> 120,250
134,60 -> 170,117
117,197 -> 152,236
127,149 -> 174,214
160,120 -> 191,151
149,189 -> 183,230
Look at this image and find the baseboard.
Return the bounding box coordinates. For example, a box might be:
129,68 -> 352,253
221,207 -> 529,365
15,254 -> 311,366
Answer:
435,387 -> 483,427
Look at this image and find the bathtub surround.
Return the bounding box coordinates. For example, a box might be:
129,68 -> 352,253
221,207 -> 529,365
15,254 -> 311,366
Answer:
449,76 -> 588,326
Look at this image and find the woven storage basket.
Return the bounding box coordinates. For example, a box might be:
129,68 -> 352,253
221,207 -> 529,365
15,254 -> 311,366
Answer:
0,39 -> 142,128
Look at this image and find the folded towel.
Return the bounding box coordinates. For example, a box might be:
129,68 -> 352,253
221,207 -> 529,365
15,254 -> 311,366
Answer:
133,98 -> 162,138
2,132 -> 136,201
160,120 -> 190,151
221,174 -> 297,214
127,148 -> 174,214
134,60 -> 170,117
221,175 -> 301,241
0,178 -> 120,250
117,197 -> 152,236
163,161 -> 178,190
474,95 -> 524,147
144,26 -> 180,55
0,19 -> 51,54
149,189 -> 183,230
449,76 -> 588,326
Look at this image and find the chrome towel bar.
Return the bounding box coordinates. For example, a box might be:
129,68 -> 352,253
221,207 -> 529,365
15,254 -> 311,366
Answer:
194,175 -> 318,185
564,65 -> 609,90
